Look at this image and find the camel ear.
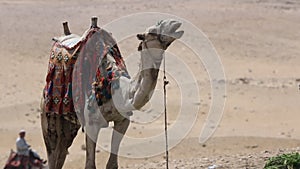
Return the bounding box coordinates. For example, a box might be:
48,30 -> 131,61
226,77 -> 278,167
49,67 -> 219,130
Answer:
137,34 -> 145,41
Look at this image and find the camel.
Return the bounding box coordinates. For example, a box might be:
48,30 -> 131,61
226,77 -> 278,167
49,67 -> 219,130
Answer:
40,17 -> 183,169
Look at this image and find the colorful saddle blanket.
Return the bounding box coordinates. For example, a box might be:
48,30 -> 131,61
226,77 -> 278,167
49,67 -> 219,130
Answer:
43,27 -> 127,115
4,150 -> 43,169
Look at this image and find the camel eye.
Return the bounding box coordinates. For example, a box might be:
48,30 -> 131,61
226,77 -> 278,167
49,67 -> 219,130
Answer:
148,32 -> 158,36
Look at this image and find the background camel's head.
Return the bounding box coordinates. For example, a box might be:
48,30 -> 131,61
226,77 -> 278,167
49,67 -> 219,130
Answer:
137,19 -> 184,50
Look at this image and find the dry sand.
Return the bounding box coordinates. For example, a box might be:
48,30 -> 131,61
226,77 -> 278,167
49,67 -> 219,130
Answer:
0,0 -> 300,168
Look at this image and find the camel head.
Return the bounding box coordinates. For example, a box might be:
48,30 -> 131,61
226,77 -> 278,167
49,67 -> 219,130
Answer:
137,19 -> 184,50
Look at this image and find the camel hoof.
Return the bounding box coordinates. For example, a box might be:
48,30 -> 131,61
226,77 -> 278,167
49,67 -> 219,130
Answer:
106,163 -> 118,169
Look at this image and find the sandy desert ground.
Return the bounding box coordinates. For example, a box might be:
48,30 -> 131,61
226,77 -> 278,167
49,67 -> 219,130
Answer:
0,0 -> 300,168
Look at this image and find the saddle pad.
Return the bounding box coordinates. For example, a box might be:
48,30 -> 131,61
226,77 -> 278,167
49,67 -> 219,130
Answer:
43,42 -> 78,114
43,27 -> 128,117
53,34 -> 81,49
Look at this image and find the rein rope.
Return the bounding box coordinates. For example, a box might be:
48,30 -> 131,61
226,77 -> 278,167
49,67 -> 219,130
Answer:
163,52 -> 169,169
142,36 -> 169,169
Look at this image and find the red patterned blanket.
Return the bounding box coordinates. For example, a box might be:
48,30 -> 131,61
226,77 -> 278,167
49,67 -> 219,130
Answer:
43,27 -> 127,116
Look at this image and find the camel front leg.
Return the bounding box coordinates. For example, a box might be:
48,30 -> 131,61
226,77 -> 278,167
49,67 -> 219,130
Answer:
41,112 -> 80,169
106,117 -> 130,169
84,113 -> 101,169
41,111 -> 55,169
85,133 -> 99,169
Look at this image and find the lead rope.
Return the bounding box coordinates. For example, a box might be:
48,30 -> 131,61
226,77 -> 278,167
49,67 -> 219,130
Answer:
143,37 -> 169,168
163,53 -> 169,169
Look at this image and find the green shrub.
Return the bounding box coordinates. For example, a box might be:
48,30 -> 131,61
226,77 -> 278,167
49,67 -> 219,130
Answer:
264,152 -> 300,169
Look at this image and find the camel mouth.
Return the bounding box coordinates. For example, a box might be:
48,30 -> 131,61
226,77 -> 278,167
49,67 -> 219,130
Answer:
169,21 -> 184,39
171,30 -> 184,39
170,21 -> 182,33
